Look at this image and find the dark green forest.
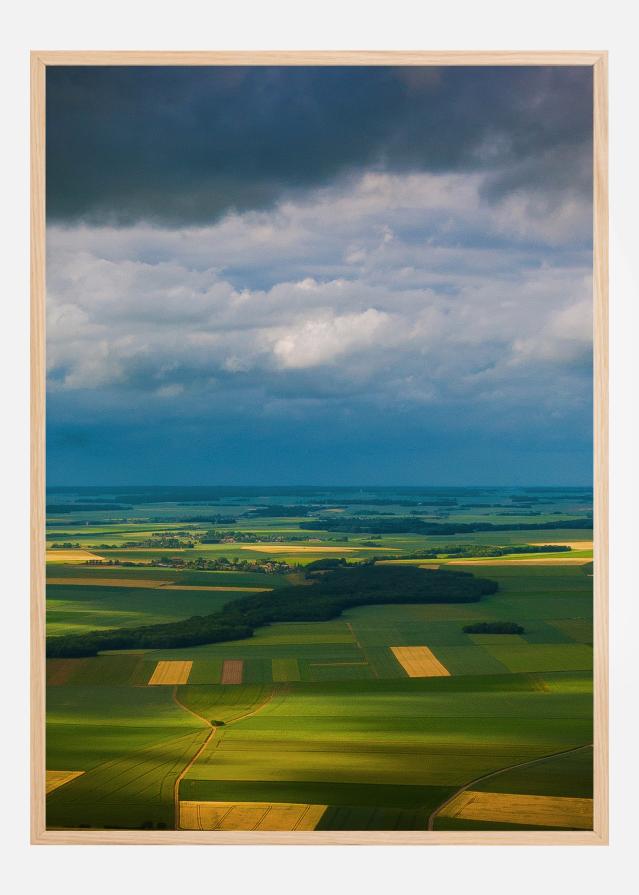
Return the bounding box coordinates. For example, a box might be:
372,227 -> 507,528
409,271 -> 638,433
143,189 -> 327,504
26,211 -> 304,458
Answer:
46,564 -> 497,658
462,621 -> 525,634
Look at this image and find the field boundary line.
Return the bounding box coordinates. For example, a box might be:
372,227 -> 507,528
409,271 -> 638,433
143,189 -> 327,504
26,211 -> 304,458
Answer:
427,743 -> 593,831
171,687 -> 216,829
346,621 -> 379,678
223,685 -> 281,724
171,686 -> 213,727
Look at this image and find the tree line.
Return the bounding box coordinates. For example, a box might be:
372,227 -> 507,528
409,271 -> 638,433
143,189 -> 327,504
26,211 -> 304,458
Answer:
463,622 -> 525,635
46,563 -> 498,658
369,544 -> 572,561
301,517 -> 592,535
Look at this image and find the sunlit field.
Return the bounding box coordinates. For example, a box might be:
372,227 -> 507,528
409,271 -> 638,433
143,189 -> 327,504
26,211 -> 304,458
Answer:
45,485 -> 593,831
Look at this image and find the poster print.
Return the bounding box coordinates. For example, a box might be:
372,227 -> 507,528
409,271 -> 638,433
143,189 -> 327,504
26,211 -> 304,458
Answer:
37,58 -> 604,841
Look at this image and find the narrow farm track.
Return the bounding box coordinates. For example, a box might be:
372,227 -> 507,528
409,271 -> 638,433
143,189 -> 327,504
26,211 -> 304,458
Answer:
427,742 -> 593,831
171,684 -> 281,829
223,685 -> 283,724
171,687 -> 216,829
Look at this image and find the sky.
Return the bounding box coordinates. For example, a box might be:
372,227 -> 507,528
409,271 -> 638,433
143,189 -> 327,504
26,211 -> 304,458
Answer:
46,66 -> 593,487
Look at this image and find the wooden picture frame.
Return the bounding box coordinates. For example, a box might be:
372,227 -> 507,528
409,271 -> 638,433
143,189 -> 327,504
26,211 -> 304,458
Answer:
31,50 -> 608,845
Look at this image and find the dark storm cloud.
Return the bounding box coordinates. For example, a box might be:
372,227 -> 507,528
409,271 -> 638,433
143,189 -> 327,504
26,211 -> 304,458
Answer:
46,66 -> 592,226
45,66 -> 594,486
46,386 -> 593,488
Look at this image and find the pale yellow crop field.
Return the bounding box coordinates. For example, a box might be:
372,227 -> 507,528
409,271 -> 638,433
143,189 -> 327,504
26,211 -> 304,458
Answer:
148,660 -> 192,685
45,549 -> 105,563
46,770 -> 85,794
180,801 -> 326,831
391,646 -> 450,677
440,790 -> 593,829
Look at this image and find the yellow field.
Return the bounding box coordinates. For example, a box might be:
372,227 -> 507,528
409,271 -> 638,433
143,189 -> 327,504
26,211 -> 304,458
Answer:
440,790 -> 593,829
45,578 -> 272,592
45,549 -> 105,563
147,660 -> 192,685
390,646 -> 450,677
180,801 -> 327,831
46,770 -> 85,794
530,540 -> 593,550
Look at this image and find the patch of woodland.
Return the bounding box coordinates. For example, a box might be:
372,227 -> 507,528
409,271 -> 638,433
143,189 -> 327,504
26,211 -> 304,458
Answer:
46,563 -> 498,658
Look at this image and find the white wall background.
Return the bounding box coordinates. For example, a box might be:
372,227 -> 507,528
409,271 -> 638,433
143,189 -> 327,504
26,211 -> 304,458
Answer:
0,2 -> 636,892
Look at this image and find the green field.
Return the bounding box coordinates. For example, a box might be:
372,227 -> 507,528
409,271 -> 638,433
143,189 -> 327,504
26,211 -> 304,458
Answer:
177,672 -> 591,831
46,685 -> 208,829
45,486 -> 594,831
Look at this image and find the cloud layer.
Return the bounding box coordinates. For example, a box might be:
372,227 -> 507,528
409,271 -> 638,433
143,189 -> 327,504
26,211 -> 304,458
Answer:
48,172 -> 591,416
47,66 -> 592,226
46,67 -> 593,485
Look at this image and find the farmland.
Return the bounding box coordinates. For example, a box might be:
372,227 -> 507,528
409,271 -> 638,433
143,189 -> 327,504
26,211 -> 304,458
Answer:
45,485 -> 593,831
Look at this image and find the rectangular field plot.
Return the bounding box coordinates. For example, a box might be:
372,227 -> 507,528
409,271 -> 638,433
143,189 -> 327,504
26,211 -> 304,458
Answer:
48,655 -> 144,686
481,643 -> 593,674
317,805 -> 431,831
550,618 -> 593,644
307,661 -> 373,682
47,658 -> 87,686
468,634 -> 527,646
440,790 -> 593,829
246,621 -> 356,647
429,645 -> 509,676
186,659 -> 223,685
45,550 -> 105,563
148,660 -> 192,685
221,659 -> 244,685
272,658 -> 301,682
391,646 -> 450,677
180,800 -> 326,831
46,770 -> 85,794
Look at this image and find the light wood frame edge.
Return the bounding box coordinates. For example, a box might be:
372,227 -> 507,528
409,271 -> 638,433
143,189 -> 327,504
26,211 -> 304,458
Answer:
30,50 -> 609,847
592,51 -> 609,846
31,50 -> 607,66
31,49 -> 46,846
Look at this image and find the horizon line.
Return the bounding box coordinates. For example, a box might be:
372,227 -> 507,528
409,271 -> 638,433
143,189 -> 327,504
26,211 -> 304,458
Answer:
45,483 -> 594,490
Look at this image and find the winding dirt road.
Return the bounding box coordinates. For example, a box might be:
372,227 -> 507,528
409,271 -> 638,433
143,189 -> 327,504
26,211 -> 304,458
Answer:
171,685 -> 281,829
